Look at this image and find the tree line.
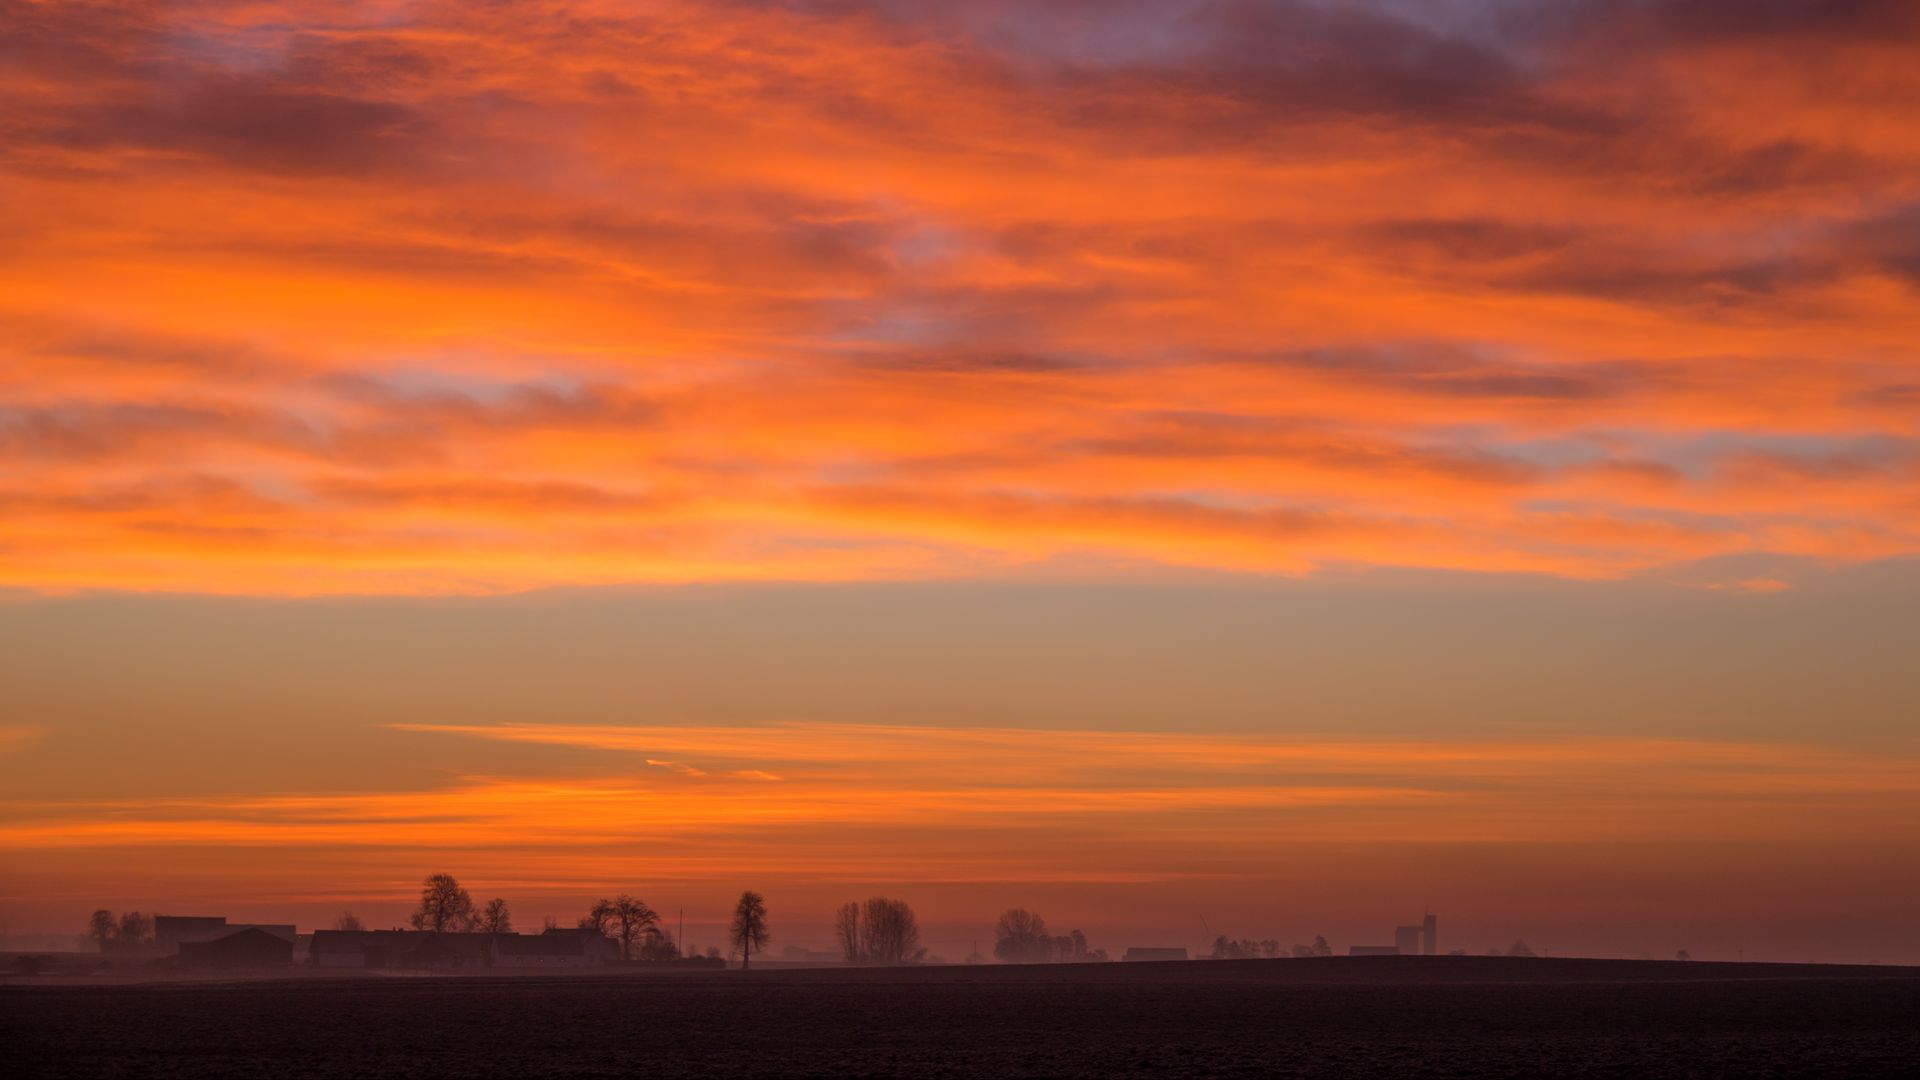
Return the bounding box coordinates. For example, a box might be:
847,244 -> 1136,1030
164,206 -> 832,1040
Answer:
404,873 -> 513,934
85,910 -> 153,953
1210,935 -> 1334,959
366,874 -> 767,967
992,908 -> 1109,963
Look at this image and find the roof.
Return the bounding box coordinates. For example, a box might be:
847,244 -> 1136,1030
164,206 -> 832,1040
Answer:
496,935 -> 591,957
178,927 -> 295,959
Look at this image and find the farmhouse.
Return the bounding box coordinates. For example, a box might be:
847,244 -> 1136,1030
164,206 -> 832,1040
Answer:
494,929 -> 619,968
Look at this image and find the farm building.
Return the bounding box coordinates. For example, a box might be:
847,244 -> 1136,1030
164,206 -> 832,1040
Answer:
178,927 -> 294,968
155,915 -> 297,957
494,929 -> 619,968
310,927 -> 618,969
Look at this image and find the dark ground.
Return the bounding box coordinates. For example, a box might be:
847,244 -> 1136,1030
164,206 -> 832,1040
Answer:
6,956 -> 1918,1078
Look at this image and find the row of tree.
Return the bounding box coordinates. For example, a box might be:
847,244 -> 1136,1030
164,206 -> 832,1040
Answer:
993,908 -> 1108,963
578,894 -> 667,961
86,910 -> 153,953
408,874 -> 513,934
371,875 -> 771,967
1211,935 -> 1334,959
834,897 -> 924,965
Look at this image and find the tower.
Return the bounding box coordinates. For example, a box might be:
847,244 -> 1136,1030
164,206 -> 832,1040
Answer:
1422,911 -> 1437,956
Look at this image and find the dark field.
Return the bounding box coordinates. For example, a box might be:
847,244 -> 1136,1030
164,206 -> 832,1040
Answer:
7,957 -> 1918,1079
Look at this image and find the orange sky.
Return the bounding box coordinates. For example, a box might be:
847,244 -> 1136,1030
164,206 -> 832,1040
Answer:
3,0 -> 1920,962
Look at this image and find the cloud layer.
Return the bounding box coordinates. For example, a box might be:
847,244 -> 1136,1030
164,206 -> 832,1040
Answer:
8,720 -> 1914,877
5,0 -> 1920,592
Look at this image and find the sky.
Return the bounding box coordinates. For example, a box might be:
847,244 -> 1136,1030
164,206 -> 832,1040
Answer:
2,0 -> 1919,963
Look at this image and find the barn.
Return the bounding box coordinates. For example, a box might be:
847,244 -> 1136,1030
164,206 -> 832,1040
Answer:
178,927 -> 294,968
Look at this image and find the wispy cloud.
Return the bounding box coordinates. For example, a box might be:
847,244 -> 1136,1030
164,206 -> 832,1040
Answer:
7,724 -> 1915,876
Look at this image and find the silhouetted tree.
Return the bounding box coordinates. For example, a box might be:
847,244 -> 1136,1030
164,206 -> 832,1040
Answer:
411,874 -> 476,932
731,891 -> 769,969
580,898 -> 616,937
87,910 -> 116,952
1675,948 -> 1691,961
116,912 -> 152,950
543,915 -> 560,931
609,895 -> 658,961
478,898 -> 512,934
1507,939 -> 1536,958
858,897 -> 923,965
1210,936 -> 1262,960
1259,939 -> 1280,958
333,912 -> 363,932
1291,935 -> 1332,958
834,901 -> 862,963
638,927 -> 680,962
993,908 -> 1051,964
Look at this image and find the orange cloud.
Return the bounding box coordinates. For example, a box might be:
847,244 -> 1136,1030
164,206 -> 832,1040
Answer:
8,723 -> 1915,862
4,0 -> 1920,593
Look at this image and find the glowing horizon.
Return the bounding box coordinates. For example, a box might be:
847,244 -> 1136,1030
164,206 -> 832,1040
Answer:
4,1 -> 1920,965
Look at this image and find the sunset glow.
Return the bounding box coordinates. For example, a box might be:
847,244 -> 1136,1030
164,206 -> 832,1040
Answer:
3,0 -> 1919,965
7,0 -> 1920,593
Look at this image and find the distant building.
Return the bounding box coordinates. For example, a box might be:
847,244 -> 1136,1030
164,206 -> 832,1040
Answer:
155,916 -> 296,957
178,927 -> 293,968
494,929 -> 619,968
1422,912 -> 1437,956
1122,947 -> 1189,962
310,928 -> 617,970
1348,945 -> 1400,956
1394,925 -> 1423,955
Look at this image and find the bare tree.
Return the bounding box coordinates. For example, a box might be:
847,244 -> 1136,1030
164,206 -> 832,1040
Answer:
638,927 -> 680,962
1290,935 -> 1333,958
1211,937 -> 1262,960
1507,939 -> 1536,958
731,891 -> 769,969
477,898 -> 512,934
580,898 -> 616,937
834,902 -> 862,963
1675,948 -> 1691,962
116,912 -> 153,951
410,873 -> 476,932
334,912 -> 364,932
993,908 -> 1051,964
610,895 -> 658,961
87,910 -> 116,952
857,897 -> 922,965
